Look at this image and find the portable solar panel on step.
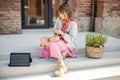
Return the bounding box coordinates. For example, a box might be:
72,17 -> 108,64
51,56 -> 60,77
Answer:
8,53 -> 32,67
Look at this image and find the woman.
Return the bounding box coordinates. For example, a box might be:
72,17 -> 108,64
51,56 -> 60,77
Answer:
40,1 -> 78,77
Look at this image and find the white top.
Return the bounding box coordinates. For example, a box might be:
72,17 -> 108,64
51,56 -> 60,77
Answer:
53,18 -> 78,49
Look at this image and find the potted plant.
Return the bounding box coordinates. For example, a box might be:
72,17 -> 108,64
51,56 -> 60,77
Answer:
85,33 -> 108,58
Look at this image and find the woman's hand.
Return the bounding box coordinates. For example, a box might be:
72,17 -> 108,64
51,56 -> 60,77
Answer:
53,29 -> 64,36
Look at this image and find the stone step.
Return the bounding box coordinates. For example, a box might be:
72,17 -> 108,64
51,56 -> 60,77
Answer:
0,32 -> 120,53
1,65 -> 120,80
0,43 -> 120,61
0,31 -> 120,78
0,51 -> 120,78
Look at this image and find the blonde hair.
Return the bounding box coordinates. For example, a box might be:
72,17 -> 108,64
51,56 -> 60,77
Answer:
57,1 -> 72,19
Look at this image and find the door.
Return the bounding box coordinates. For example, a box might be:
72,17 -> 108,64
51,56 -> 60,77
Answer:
21,0 -> 61,29
52,0 -> 61,25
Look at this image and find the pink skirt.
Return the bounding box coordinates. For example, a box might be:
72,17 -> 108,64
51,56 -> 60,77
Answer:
40,40 -> 77,59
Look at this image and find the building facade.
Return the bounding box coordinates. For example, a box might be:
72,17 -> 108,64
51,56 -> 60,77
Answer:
0,0 -> 120,38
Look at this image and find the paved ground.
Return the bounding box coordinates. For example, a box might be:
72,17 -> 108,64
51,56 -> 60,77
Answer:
1,65 -> 120,80
97,76 -> 120,80
0,29 -> 120,80
0,29 -> 120,53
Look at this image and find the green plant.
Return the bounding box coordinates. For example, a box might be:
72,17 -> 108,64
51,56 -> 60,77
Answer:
86,33 -> 108,48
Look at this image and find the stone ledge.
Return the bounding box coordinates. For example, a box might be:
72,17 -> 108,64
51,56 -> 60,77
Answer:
0,51 -> 120,78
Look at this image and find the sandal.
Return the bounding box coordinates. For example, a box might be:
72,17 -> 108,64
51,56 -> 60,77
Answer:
54,65 -> 68,77
57,64 -> 64,68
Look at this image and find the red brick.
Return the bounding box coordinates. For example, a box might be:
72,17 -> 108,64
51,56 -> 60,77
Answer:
2,0 -> 8,2
0,0 -> 21,34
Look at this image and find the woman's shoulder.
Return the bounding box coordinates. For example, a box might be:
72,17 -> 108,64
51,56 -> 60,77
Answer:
70,17 -> 78,24
69,18 -> 79,31
56,17 -> 61,21
55,17 -> 62,24
70,18 -> 78,21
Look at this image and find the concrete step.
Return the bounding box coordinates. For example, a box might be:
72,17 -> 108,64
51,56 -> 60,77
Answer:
0,44 -> 119,63
0,32 -> 120,53
0,51 -> 120,78
0,31 -> 120,78
1,65 -> 120,80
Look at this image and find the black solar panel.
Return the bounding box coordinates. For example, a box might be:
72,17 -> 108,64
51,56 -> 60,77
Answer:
8,53 -> 32,67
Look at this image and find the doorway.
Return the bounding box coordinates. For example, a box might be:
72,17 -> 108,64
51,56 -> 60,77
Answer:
21,0 -> 61,29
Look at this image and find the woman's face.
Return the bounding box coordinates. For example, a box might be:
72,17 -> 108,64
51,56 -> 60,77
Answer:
58,12 -> 68,21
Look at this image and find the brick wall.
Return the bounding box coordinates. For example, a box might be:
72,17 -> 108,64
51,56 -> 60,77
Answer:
72,0 -> 120,38
72,0 -> 92,31
97,0 -> 104,17
0,0 -> 120,38
77,0 -> 92,17
103,0 -> 120,17
73,0 -> 120,19
95,0 -> 120,38
25,0 -> 44,17
0,0 -> 21,34
103,0 -> 120,38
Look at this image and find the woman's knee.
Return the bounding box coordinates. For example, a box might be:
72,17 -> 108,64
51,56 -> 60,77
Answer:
40,37 -> 47,42
40,37 -> 49,46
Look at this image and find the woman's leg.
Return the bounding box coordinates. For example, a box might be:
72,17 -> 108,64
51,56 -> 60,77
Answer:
54,58 -> 68,77
48,42 -> 67,77
40,37 -> 49,48
57,58 -> 65,67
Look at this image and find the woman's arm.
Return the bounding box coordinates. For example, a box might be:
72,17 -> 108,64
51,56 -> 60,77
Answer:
53,18 -> 62,29
63,21 -> 78,43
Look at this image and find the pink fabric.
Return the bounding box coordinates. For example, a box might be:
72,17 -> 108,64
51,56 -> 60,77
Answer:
62,18 -> 79,33
40,40 -> 77,59
40,47 -> 50,58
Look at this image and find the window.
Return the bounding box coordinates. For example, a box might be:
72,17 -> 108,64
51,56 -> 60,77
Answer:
24,0 -> 29,8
